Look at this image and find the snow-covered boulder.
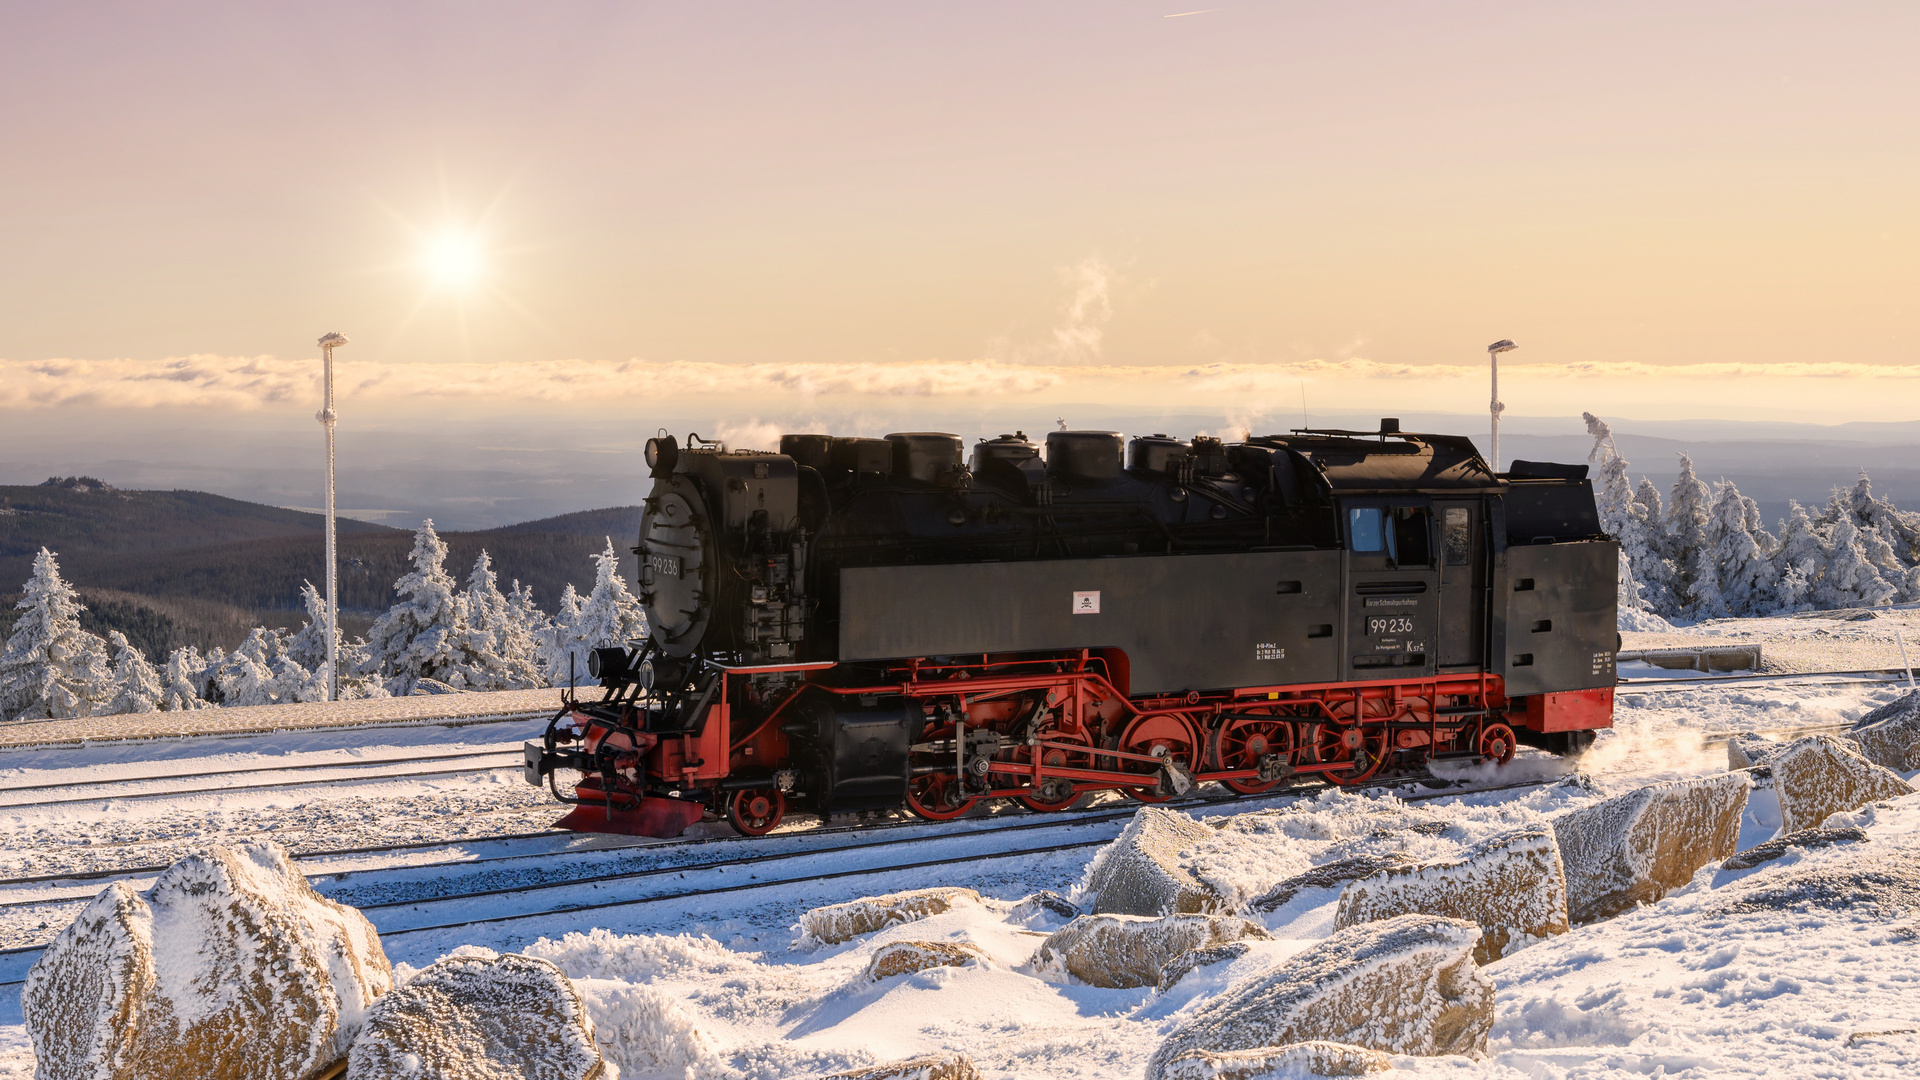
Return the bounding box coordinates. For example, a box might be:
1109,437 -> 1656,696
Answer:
1552,772 -> 1749,923
1033,913 -> 1271,989
800,887 -> 980,944
1008,890 -> 1080,923
1722,825 -> 1870,870
1144,914 -> 1492,1079
1848,690 -> 1920,772
825,1053 -> 981,1080
1250,853 -> 1417,913
1726,731 -> 1782,771
23,840 -> 391,1080
865,940 -> 986,981
1772,734 -> 1914,833
346,953 -> 604,1080
1160,1041 -> 1391,1079
1333,826 -> 1568,963
1157,942 -> 1257,993
1086,806 -> 1227,916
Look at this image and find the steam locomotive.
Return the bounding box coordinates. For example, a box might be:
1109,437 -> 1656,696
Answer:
524,421 -> 1617,837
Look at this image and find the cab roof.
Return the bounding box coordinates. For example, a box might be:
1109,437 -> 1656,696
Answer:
1248,430 -> 1504,495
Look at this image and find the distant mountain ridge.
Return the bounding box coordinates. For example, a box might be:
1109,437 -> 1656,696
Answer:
0,482 -> 642,657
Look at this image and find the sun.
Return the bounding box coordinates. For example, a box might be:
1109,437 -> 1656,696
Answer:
420,230 -> 485,290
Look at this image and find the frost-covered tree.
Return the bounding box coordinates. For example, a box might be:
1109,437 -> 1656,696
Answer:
455,552 -> 542,691
540,583 -> 584,685
542,540 -> 647,686
102,631 -> 162,715
160,646 -> 209,711
1773,502 -> 1825,612
0,548 -> 112,722
284,580 -> 385,700
359,520 -> 485,694
1817,519 -> 1897,609
207,627 -> 320,706
506,579 -> 550,681
1703,480 -> 1779,617
1665,455 -> 1713,615
1584,412 -> 1668,625
285,580 -> 335,674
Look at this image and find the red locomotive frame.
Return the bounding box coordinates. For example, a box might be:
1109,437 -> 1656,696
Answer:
549,649 -> 1612,836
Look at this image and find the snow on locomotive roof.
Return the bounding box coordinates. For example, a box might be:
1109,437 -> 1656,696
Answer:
1250,429 -> 1503,494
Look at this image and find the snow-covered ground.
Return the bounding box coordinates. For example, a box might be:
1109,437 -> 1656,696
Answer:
2,627 -> 1917,1078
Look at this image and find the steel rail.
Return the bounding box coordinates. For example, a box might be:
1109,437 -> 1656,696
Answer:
0,757 -> 524,811
0,746 -> 527,796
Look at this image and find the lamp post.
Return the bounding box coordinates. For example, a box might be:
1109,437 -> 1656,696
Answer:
316,332 -> 348,702
1487,339 -> 1516,474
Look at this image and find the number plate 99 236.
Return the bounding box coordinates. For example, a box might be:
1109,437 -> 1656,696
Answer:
1366,615 -> 1415,635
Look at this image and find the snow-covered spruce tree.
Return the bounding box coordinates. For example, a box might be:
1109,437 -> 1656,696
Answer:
1773,502 -> 1825,613
208,627 -> 305,706
506,579 -> 550,683
1846,470 -> 1920,557
1665,455 -> 1713,618
1583,412 -> 1668,626
285,580 -> 334,673
540,583 -> 584,686
160,646 -> 209,711
1704,480 -> 1780,616
1628,476 -> 1678,615
455,552 -> 542,691
1818,518 -> 1897,610
543,540 -> 647,687
102,631 -> 162,715
284,580 -> 386,701
359,519 -> 486,695
0,548 -> 113,722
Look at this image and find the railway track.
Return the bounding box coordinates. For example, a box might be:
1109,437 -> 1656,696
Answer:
0,752 -> 526,811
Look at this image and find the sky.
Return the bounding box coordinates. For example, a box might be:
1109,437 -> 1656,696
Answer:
1,0 -> 1916,473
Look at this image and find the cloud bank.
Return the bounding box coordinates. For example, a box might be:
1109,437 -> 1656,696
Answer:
3,354 -> 1916,420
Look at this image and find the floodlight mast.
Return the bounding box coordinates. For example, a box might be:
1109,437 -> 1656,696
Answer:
316,332 -> 348,702
1487,339 -> 1517,473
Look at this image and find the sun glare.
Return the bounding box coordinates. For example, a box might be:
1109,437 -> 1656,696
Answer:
421,231 -> 484,289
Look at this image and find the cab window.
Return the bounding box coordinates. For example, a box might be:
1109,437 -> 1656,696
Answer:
1348,507 -> 1386,553
1392,507 -> 1432,566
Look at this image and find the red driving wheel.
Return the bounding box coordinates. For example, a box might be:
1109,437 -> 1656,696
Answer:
727,788 -> 785,835
1302,722 -> 1390,785
1114,713 -> 1201,803
1478,722 -> 1518,766
1211,713 -> 1297,795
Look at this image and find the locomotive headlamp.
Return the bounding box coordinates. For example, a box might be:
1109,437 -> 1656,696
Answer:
645,435 -> 679,478
587,647 -> 632,682
636,658 -> 656,691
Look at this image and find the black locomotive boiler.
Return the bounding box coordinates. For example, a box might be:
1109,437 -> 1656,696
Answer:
526,421 -> 1617,836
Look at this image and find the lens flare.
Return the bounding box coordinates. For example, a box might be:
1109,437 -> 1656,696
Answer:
421,231 -> 484,289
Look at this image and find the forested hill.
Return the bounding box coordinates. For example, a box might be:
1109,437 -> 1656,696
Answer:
0,479 -> 643,656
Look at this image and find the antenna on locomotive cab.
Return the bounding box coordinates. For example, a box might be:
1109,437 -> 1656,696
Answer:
1487,339 -> 1517,473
